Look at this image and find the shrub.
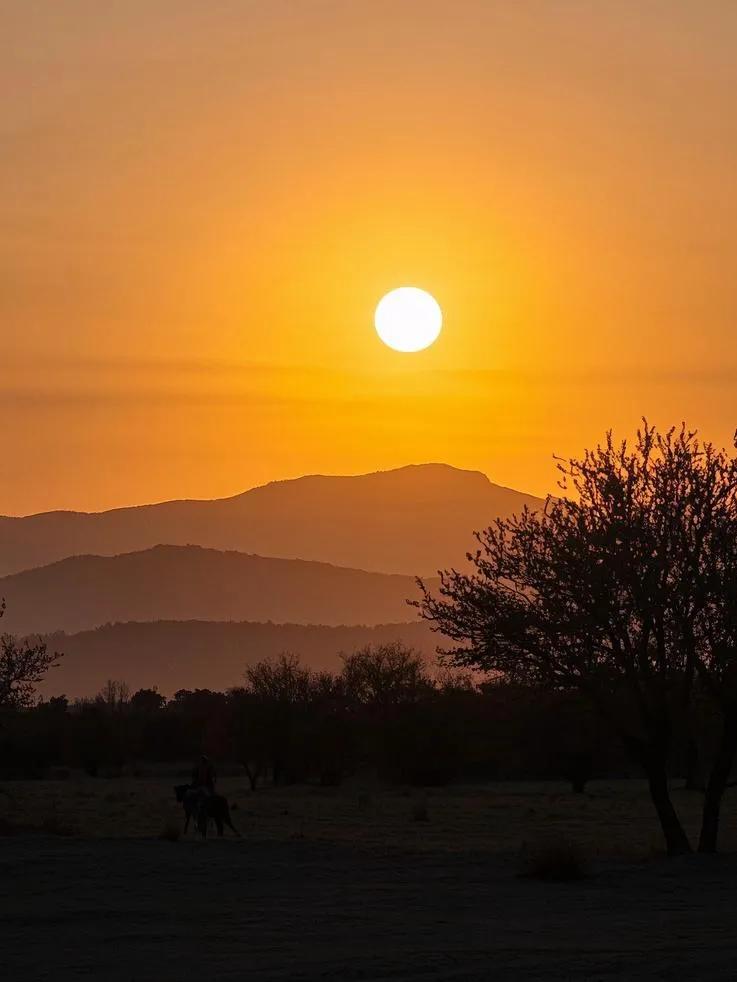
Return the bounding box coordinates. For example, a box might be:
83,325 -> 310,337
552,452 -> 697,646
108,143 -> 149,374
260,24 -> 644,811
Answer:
411,798 -> 429,822
40,809 -> 76,837
519,838 -> 588,881
0,816 -> 28,836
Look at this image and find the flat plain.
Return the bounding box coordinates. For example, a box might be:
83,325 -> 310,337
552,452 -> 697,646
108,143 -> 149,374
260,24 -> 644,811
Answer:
2,777 -> 737,980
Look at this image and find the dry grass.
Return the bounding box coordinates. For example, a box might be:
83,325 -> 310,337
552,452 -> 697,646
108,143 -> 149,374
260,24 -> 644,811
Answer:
0,775 -> 726,857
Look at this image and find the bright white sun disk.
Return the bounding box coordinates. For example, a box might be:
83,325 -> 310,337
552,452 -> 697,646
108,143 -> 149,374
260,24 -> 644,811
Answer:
374,287 -> 442,352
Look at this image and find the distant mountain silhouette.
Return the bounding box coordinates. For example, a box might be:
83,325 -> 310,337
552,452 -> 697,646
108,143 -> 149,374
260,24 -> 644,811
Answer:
39,619 -> 438,698
0,464 -> 542,577
0,545 -> 435,636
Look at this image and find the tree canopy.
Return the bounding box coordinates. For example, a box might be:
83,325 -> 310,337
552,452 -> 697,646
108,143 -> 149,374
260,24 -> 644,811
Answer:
418,423 -> 737,854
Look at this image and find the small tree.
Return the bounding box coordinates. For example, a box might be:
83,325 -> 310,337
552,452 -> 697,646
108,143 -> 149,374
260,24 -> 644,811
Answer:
237,654 -> 316,786
0,601 -> 61,710
340,643 -> 431,710
97,679 -> 130,711
339,643 -> 434,782
129,687 -> 166,714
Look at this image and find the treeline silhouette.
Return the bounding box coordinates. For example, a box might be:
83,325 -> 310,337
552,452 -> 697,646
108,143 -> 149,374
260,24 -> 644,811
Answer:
0,644 -> 630,789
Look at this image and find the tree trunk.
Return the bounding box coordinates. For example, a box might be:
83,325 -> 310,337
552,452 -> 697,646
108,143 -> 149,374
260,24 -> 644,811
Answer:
698,709 -> 737,854
684,735 -> 703,790
622,728 -> 691,856
243,762 -> 260,792
646,765 -> 692,856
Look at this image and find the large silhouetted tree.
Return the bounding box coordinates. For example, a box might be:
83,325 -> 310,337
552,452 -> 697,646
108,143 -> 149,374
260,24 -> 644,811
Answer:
691,489 -> 737,852
417,424 -> 737,855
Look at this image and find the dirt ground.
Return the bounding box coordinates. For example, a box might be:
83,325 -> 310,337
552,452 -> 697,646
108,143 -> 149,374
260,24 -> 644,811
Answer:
3,778 -> 737,980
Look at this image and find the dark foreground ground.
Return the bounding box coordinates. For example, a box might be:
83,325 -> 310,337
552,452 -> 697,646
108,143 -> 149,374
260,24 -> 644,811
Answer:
3,835 -> 737,981
3,779 -> 737,979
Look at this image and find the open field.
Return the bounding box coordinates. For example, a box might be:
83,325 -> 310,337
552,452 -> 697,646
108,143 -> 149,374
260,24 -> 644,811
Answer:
3,775 -> 737,854
3,777 -> 737,980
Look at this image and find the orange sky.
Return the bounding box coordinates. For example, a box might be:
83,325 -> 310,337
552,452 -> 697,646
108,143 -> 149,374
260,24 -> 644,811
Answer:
3,1 -> 737,514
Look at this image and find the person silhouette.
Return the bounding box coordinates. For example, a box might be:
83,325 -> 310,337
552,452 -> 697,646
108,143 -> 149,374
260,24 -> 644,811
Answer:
191,754 -> 216,794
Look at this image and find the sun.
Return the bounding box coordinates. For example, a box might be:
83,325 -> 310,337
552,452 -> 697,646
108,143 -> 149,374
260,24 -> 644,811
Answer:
374,287 -> 442,352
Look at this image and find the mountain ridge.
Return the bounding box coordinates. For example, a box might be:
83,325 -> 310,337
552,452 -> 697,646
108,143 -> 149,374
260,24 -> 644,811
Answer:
2,464 -> 497,520
0,544 -> 434,636
0,463 -> 543,578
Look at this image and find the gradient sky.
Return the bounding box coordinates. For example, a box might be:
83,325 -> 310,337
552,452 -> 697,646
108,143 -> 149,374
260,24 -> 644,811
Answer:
3,1 -> 737,514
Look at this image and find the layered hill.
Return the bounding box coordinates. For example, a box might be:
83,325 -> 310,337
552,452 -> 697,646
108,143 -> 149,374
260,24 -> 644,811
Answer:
39,619 -> 439,698
0,464 -> 542,578
0,544 -> 434,636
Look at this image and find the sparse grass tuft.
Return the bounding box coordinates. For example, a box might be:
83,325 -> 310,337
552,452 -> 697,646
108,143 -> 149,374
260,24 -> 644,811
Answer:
41,809 -> 76,837
159,818 -> 181,842
0,816 -> 29,836
411,798 -> 429,822
519,838 -> 588,881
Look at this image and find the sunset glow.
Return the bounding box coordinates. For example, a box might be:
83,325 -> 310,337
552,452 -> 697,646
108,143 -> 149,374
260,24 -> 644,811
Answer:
3,3 -> 737,516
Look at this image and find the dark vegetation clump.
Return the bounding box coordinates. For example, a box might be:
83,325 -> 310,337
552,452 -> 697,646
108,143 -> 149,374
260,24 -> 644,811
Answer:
519,839 -> 589,882
411,798 -> 429,822
0,816 -> 28,836
40,807 -> 76,837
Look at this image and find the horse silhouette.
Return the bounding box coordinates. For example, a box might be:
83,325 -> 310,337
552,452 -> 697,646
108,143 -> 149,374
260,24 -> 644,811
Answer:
173,784 -> 240,839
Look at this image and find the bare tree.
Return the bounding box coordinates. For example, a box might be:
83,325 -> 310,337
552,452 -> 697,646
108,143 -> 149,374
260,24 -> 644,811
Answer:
244,653 -> 316,705
417,424 -> 737,856
236,653 -> 317,786
339,643 -> 431,710
97,679 -> 130,711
